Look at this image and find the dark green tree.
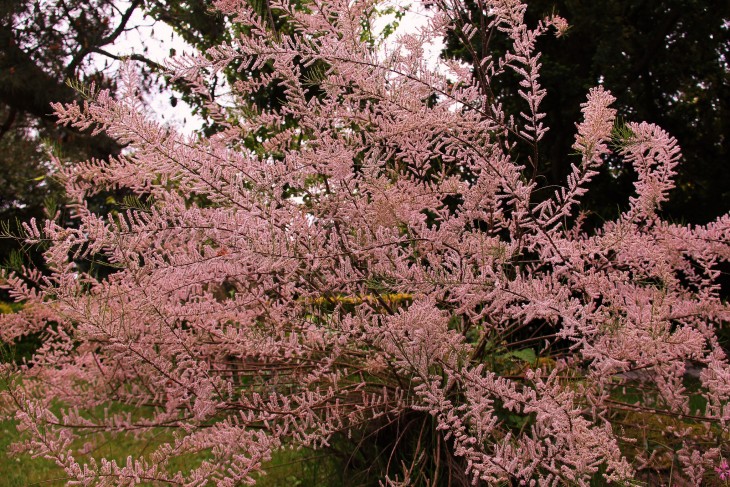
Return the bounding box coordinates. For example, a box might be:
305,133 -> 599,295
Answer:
0,0 -> 230,266
443,0 -> 730,224
1,0 -> 139,265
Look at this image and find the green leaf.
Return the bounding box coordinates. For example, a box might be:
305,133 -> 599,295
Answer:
508,348 -> 536,364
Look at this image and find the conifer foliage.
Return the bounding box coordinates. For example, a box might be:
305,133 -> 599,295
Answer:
2,0 -> 730,484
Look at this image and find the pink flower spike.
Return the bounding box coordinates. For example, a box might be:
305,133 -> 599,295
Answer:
715,459 -> 730,480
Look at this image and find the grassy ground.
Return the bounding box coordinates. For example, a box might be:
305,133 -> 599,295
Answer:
0,384 -> 339,486
1,418 -> 65,486
0,418 -> 342,486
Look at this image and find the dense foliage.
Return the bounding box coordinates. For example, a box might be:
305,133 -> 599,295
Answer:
2,0 -> 730,485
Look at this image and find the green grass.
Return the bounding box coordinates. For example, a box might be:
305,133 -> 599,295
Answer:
1,418 -> 66,487
0,414 -> 342,486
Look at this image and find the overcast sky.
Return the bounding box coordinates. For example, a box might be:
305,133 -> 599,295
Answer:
88,2 -> 204,133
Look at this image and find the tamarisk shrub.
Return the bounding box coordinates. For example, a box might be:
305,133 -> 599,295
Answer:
2,0 -> 730,484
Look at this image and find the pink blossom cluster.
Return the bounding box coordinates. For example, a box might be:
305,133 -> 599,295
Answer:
717,459 -> 730,481
2,0 -> 729,485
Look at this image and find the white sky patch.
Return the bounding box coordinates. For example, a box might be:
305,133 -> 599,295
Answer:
88,1 -> 204,135
373,2 -> 445,72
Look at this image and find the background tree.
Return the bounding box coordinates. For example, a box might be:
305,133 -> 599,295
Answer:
0,0 -> 314,267
443,0 -> 730,224
0,0 -> 141,154
1,0 -> 138,265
